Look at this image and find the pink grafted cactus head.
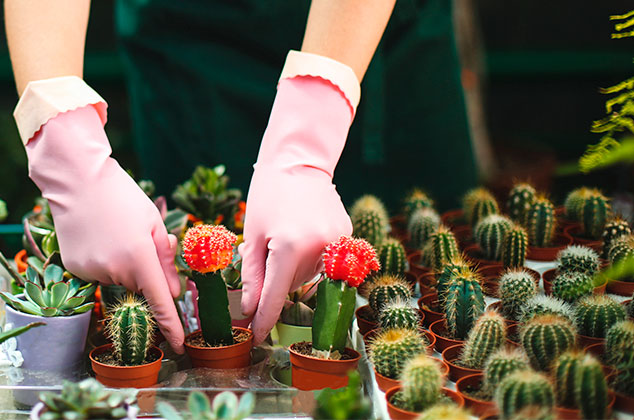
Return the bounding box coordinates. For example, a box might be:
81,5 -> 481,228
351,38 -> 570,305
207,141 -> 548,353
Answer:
323,236 -> 380,287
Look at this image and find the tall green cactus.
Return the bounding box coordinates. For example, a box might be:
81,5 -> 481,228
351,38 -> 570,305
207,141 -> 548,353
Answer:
474,214 -> 514,260
495,370 -> 554,420
507,183 -> 537,225
378,299 -> 420,330
520,295 -> 574,324
377,237 -> 407,276
368,274 -> 411,316
459,311 -> 506,369
556,245 -> 600,276
368,328 -> 427,379
463,188 -> 499,227
554,351 -> 608,419
608,235 -> 634,263
563,187 -> 590,221
396,354 -> 443,412
443,267 -> 485,340
426,225 -> 459,271
403,189 -> 434,218
407,208 -> 440,250
579,189 -> 610,240
520,314 -> 576,371
551,271 -> 594,303
502,224 -> 528,268
435,256 -> 470,307
192,270 -> 234,346
602,217 -> 632,258
312,278 -> 357,354
484,348 -> 530,392
527,196 -> 556,247
606,320 -> 634,366
352,210 -> 387,248
105,295 -> 155,366
575,294 -> 626,338
499,269 -> 537,321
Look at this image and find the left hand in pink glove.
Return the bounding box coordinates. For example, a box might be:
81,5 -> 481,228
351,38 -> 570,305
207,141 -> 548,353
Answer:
240,51 -> 360,344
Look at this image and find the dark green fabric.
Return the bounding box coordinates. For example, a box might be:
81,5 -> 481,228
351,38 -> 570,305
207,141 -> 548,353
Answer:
115,0 -> 476,212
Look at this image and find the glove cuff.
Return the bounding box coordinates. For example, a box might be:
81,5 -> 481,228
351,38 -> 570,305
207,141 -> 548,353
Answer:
14,76 -> 107,145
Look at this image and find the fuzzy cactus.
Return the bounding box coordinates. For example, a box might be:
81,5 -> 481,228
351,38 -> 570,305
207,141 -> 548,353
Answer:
377,237 -> 407,276
556,245 -> 600,276
602,217 -> 632,258
495,370 -> 555,420
520,314 -> 576,371
352,210 -> 387,248
403,189 -> 434,218
435,256 -> 471,307
368,328 -> 427,379
463,187 -> 499,227
606,320 -> 634,366
579,189 -> 610,240
474,214 -> 514,260
526,196 -> 556,247
459,311 -> 506,369
554,351 -> 608,419
483,348 -> 530,392
378,299 -> 421,330
520,295 -> 575,324
425,225 -> 459,271
574,294 -> 626,338
551,271 -> 594,303
105,295 -> 155,366
501,224 -> 528,268
407,208 -> 440,250
368,274 -> 411,315
564,187 -> 590,221
499,269 -> 537,321
418,405 -> 471,420
396,354 -> 443,412
608,235 -> 634,264
507,183 -> 537,225
443,267 -> 485,340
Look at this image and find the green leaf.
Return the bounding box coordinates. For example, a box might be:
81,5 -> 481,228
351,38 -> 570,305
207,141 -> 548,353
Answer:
67,278 -> 82,296
26,257 -> 44,277
40,307 -> 59,317
25,281 -> 46,307
0,252 -> 25,287
188,391 -> 212,417
26,266 -> 41,286
43,264 -> 64,287
0,322 -> 45,344
157,402 -> 184,420
49,282 -> 70,308
77,283 -> 97,298
212,391 -> 238,419
60,296 -> 86,310
0,292 -> 43,315
236,393 -> 255,420
70,302 -> 94,314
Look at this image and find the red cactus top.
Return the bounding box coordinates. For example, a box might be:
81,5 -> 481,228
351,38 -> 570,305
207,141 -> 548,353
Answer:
323,236 -> 380,287
182,224 -> 237,273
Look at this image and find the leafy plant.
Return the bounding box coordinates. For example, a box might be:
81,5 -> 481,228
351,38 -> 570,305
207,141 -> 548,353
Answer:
314,371 -> 372,420
157,391 -> 255,420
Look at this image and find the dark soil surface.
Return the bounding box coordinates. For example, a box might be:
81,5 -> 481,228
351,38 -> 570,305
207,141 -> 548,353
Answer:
94,348 -> 160,367
292,341 -> 355,360
185,328 -> 250,348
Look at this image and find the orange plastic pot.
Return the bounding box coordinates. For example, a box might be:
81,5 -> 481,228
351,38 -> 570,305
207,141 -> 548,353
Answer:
543,268 -> 606,296
289,343 -> 360,391
14,249 -> 28,274
526,233 -> 572,261
456,373 -> 494,417
385,386 -> 464,420
442,344 -> 482,382
184,328 -> 253,369
554,392 -> 615,419
429,319 -> 465,352
418,293 -> 443,328
89,344 -> 163,388
355,305 -> 378,336
563,225 -> 603,253
606,278 -> 634,296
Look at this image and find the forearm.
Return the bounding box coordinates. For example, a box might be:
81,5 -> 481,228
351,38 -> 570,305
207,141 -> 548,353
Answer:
5,0 -> 90,95
301,0 -> 396,82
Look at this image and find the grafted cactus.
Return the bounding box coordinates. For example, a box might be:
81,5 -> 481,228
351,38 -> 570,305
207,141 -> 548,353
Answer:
483,347 -> 530,392
395,354 -> 443,412
105,295 -> 155,366
502,224 -> 528,268
443,267 -> 485,340
378,299 -> 420,330
368,274 -> 411,315
520,314 -> 576,371
602,217 -> 631,257
499,269 -> 537,321
474,214 -> 513,260
495,370 -> 554,420
556,245 -> 600,276
564,187 -> 590,221
368,328 -> 426,379
579,189 -> 610,239
407,208 -> 440,250
459,311 -> 506,369
403,189 -> 434,218
463,187 -> 499,227
425,225 -> 459,271
520,295 -> 574,324
377,237 -> 407,276
551,271 -> 594,303
507,183 -> 537,225
574,294 -> 626,338
526,196 -> 556,247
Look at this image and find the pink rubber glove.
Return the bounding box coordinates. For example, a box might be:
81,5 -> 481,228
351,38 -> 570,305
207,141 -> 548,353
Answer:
240,51 -> 360,344
16,79 -> 184,353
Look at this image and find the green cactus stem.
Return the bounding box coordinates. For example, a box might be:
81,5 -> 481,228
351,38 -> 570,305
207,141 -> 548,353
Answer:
352,210 -> 387,248
526,196 -> 556,248
192,271 -> 234,346
501,224 -> 528,268
556,245 -> 600,276
378,299 -> 421,330
368,328 -> 427,379
483,347 -> 530,392
377,237 -> 407,276
520,314 -> 576,371
350,195 -> 389,226
507,183 -> 537,225
403,189 -> 434,218
312,277 -> 357,355
606,320 -> 634,366
436,256 -> 471,308
564,187 -> 590,221
368,274 -> 411,316
443,267 -> 485,340
554,351 -> 608,419
474,214 -> 514,260
499,269 -> 537,321
459,311 -> 506,369
396,354 -> 443,412
579,189 -> 610,240
407,208 -> 440,250
463,188 -> 499,227
495,370 -> 555,420
105,294 -> 156,366
602,217 -> 631,258
426,225 -> 459,271
520,295 -> 574,324
551,271 -> 594,303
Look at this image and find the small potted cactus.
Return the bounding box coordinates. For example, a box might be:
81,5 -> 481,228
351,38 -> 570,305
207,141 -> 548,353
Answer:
407,207 -> 440,251
605,320 -> 634,413
89,294 -> 164,387
545,271 -> 595,302
423,225 -> 460,272
605,234 -> 634,295
525,196 -> 571,261
574,294 -> 626,347
275,279 -> 318,347
519,295 -> 575,324
602,217 -> 631,258
500,224 -> 528,269
494,370 -> 555,420
350,194 -> 389,248
563,188 -> 610,249
491,269 -> 537,321
466,214 -> 513,267
355,273 -> 411,335
376,237 -> 408,276
559,187 -> 590,230
461,187 -> 499,229
520,314 -> 576,371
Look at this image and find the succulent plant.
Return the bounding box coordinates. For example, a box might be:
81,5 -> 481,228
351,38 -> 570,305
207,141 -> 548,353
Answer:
403,189 -> 434,218
459,311 -> 506,369
35,378 -> 138,419
463,187 -> 499,227
520,295 -> 575,324
368,328 -> 427,379
526,196 -> 556,248
602,217 -> 632,258
501,224 -> 528,268
556,245 -> 600,276
606,320 -> 634,366
0,264 -> 95,317
520,314 -> 576,371
395,354 -> 443,412
425,225 -> 459,271
495,370 -> 554,420
417,404 -> 471,420
474,214 -> 514,260
435,255 -> 471,307
352,210 -> 387,248
377,237 -> 407,276
574,294 -> 626,338
158,390 -> 255,420
350,194 -> 389,227
507,183 -> 537,225
314,371 -> 372,420
608,234 -> 634,264
483,347 -> 530,392
563,187 -> 591,221
368,274 -> 411,316
499,269 -> 537,321
104,294 -> 155,366
378,299 -> 421,330
579,189 -> 610,240
443,267 -> 485,340
551,271 -> 594,303
407,208 -> 441,250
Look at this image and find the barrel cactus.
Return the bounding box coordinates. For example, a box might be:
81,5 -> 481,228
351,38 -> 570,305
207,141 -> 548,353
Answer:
444,267 -> 485,340
602,217 -> 631,258
408,208 -> 440,250
368,328 -> 427,379
551,271 -> 594,303
425,225 -> 459,271
474,214 -> 514,260
418,404 -> 470,420
352,210 -> 387,248
395,354 -> 443,412
377,237 -> 407,276
520,314 -> 576,371
495,370 -> 554,420
483,347 -> 530,392
579,189 -> 610,240
403,189 -> 434,218
378,299 -> 421,330
350,194 -> 389,226
435,255 -> 471,307
574,294 -> 626,338
501,224 -> 528,268
556,245 -> 600,276
606,320 -> 634,366
526,196 -> 556,248
564,187 -> 590,221
608,234 -> 634,264
520,295 -> 574,324
507,182 -> 537,225
499,269 -> 537,321
368,274 -> 412,315
459,311 -> 506,369
463,187 -> 499,227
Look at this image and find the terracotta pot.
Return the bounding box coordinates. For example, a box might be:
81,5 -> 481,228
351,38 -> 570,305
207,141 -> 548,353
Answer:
442,344 -> 482,382
563,225 -> 603,253
464,244 -> 502,268
89,344 -> 163,388
584,343 -> 614,377
555,207 -> 581,232
289,343 -> 360,391
606,278 -> 634,296
184,328 -> 253,369
542,269 -> 606,296
481,266 -> 540,297
364,328 -> 435,355
418,293 -> 443,328
554,392 -> 615,420
418,272 -> 437,289
456,373 -> 495,417
404,272 -> 418,290
355,305 -> 378,336
526,233 -> 572,261
407,251 -> 431,278
453,225 -> 474,247
385,386 -> 464,420
577,334 -> 605,349
441,209 -> 467,229
614,389 -> 634,414
429,319 -> 465,352
374,368 -> 400,393
13,249 -> 28,274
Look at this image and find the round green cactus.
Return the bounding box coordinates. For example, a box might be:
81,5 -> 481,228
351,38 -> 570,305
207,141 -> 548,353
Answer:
507,183 -> 537,225
407,208 -> 440,250
579,189 -> 610,240
499,269 -> 537,321
606,320 -> 634,366
556,245 -> 600,276
459,311 -> 506,369
502,224 -> 528,268
444,267 -> 485,340
483,347 -> 530,392
526,196 -> 556,248
474,214 -> 514,260
602,217 -> 632,258
551,271 -> 594,303
520,314 -> 576,371
397,354 -> 443,412
378,299 -> 421,330
426,225 -> 459,271
463,187 -> 499,227
350,194 -> 389,226
403,189 -> 434,218
377,237 -> 408,276
418,404 -> 471,420
352,210 -> 387,248
564,187 -> 590,221
104,295 -> 155,366
368,274 -> 412,315
554,351 -> 608,419
574,294 -> 626,338
495,370 -> 554,420
520,295 -> 575,324
368,328 -> 427,379
608,235 -> 634,264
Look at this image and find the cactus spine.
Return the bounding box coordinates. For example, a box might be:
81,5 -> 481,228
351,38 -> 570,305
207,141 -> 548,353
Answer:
396,354 -> 443,412
105,294 -> 155,366
499,269 -> 537,321
602,217 -> 631,258
554,351 -> 608,419
520,314 -> 576,371
483,348 -> 530,392
608,235 -> 634,263
507,183 -> 537,225
459,311 -> 506,369
564,187 -> 590,221
495,370 -> 554,420
377,237 -> 407,276
574,294 -> 626,338
443,267 -> 485,340
606,320 -> 634,366
368,328 -> 427,379
580,189 -> 610,240
368,275 -> 411,315
403,189 -> 434,218
463,188 -> 499,227
502,224 -> 528,268
520,296 -> 574,324
407,208 -> 440,250
551,271 -> 593,303
527,196 -> 556,247
426,225 -> 459,271
556,245 -> 600,276
474,214 -> 513,260
378,299 -> 421,330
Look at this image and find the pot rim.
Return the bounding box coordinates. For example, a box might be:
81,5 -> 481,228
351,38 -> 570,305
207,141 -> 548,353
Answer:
288,342 -> 361,364
89,343 -> 163,371
183,327 -> 253,351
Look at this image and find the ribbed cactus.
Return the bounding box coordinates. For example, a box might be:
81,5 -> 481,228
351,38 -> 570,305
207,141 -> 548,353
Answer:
507,183 -> 537,225
520,315 -> 576,371
579,189 -> 610,240
459,311 -> 506,369
495,370 -> 555,420
396,354 -> 443,412
554,351 -> 608,419
526,196 -> 556,247
403,189 -> 434,218
608,235 -> 634,264
509,406 -> 555,420
407,208 -> 440,250
352,210 -> 387,248
499,269 -> 537,321
556,245 -> 600,276
520,295 -> 574,324
483,348 -> 530,392
435,256 -> 470,307
444,267 -> 485,340
426,225 -> 459,271
474,214 -> 514,260
377,237 -> 407,276
551,271 -> 594,303
463,188 -> 499,227
105,295 -> 155,366
418,405 -> 470,420
368,328 -> 427,379
350,194 -> 389,226
564,187 -> 590,221
602,217 -> 632,258
606,320 -> 634,366
575,294 -> 626,338
368,274 -> 412,315
502,224 -> 528,268
378,299 -> 421,330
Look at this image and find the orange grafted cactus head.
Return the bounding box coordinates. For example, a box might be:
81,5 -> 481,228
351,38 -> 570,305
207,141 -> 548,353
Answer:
323,236 -> 380,287
182,224 -> 237,273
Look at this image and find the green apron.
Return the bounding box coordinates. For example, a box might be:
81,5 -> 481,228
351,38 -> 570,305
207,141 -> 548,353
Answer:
115,0 -> 476,211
